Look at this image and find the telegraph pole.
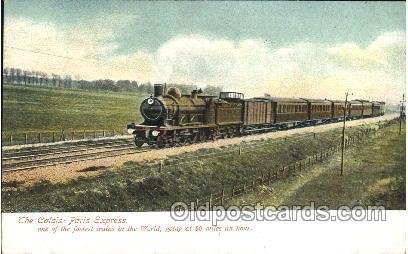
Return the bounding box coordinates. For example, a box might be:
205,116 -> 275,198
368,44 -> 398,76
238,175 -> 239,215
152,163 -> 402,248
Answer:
340,92 -> 350,176
399,94 -> 405,135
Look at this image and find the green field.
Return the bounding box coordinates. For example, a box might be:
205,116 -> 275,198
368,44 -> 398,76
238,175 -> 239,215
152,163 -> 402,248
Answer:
2,84 -> 144,133
228,122 -> 405,209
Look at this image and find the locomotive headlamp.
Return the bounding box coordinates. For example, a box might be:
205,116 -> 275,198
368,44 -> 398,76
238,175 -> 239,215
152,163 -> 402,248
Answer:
152,130 -> 160,136
147,98 -> 154,105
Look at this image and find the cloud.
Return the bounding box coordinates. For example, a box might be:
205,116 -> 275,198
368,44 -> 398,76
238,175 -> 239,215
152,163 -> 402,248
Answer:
3,17 -> 147,81
153,33 -> 405,103
3,18 -> 405,103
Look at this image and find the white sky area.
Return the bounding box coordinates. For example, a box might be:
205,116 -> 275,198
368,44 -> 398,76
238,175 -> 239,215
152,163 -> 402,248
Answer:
3,17 -> 405,103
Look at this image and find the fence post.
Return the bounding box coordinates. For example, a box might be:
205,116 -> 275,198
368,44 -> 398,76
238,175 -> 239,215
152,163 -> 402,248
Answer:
72,131 -> 75,140
112,129 -> 115,136
209,194 -> 213,208
239,147 -> 242,155
24,133 -> 28,144
221,189 -> 224,205
38,133 -> 41,143
232,186 -> 235,197
60,130 -> 65,141
52,132 -> 55,142
9,135 -> 13,145
103,130 -> 106,137
299,161 -> 302,171
94,131 -> 96,139
83,131 -> 86,139
159,160 -> 163,172
313,133 -> 316,138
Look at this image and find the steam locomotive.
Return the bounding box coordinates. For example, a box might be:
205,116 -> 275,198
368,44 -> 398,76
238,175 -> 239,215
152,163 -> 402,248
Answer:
126,84 -> 385,148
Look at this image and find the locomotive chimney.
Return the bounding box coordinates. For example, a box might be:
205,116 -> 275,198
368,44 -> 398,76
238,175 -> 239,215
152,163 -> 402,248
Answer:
154,84 -> 164,97
191,89 -> 198,99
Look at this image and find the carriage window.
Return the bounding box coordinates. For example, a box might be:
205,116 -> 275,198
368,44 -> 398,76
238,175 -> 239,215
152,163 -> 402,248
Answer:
219,92 -> 244,99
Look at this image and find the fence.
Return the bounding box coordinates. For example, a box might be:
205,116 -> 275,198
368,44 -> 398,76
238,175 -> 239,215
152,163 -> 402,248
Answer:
1,129 -> 128,146
186,120 -> 394,208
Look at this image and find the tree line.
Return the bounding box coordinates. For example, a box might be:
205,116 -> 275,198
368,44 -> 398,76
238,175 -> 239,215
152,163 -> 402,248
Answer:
2,67 -> 222,96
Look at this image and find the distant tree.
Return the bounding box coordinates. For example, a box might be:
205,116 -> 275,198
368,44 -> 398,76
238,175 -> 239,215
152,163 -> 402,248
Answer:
116,80 -> 132,91
56,75 -> 62,87
15,68 -> 22,85
23,70 -> 29,85
51,73 -> 57,87
131,81 -> 138,90
65,75 -> 72,88
9,68 -> 15,84
34,71 -> 40,85
3,68 -> 9,83
138,82 -> 153,94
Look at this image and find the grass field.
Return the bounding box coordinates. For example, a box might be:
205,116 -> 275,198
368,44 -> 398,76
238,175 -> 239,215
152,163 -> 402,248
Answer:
227,122 -> 406,209
3,121 -> 403,212
1,84 -> 144,133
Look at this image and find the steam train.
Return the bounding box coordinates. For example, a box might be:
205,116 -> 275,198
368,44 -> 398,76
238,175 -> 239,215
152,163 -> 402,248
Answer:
126,84 -> 385,148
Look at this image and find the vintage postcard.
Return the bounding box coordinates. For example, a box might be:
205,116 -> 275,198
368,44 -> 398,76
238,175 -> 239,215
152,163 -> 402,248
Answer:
1,1 -> 406,253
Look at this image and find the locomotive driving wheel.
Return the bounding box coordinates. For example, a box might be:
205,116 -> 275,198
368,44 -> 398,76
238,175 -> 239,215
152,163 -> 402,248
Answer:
191,132 -> 199,144
198,130 -> 206,142
156,139 -> 166,148
178,136 -> 189,146
167,138 -> 175,147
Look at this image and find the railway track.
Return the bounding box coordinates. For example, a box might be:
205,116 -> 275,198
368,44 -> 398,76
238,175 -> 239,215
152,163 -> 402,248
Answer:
1,115 -> 395,173
1,138 -> 147,172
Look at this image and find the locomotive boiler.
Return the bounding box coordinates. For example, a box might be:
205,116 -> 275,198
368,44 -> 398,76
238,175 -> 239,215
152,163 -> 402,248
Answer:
127,84 -> 242,147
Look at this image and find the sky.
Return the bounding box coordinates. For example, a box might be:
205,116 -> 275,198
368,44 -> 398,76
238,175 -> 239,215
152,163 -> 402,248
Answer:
3,1 -> 406,103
